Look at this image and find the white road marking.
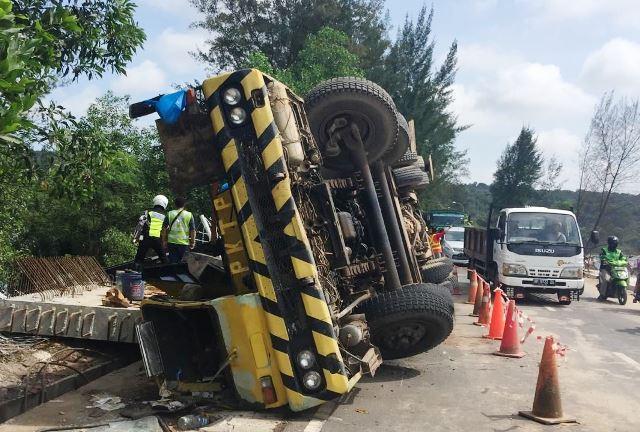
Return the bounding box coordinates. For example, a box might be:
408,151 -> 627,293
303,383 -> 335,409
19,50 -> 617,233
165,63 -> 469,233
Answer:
613,352 -> 640,371
544,306 -> 556,312
303,402 -> 336,432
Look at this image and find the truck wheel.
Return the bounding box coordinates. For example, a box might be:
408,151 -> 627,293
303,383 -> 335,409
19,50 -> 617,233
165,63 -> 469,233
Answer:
360,283 -> 454,360
393,149 -> 419,167
305,77 -> 398,172
382,112 -> 410,165
393,165 -> 430,190
421,259 -> 453,284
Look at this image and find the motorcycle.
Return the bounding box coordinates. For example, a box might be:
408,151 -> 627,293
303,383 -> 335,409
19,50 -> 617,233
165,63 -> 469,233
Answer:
598,258 -> 629,305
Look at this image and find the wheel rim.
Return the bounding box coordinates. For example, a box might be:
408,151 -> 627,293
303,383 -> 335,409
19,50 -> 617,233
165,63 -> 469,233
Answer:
377,320 -> 429,352
316,110 -> 384,165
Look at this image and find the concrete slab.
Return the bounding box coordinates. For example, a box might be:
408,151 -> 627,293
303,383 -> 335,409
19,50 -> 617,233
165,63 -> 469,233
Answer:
0,289 -> 142,343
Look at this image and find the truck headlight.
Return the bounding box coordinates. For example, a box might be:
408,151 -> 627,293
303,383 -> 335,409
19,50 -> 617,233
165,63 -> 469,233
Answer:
297,350 -> 315,370
223,87 -> 242,105
302,371 -> 322,390
560,267 -> 583,279
229,107 -> 247,124
502,263 -> 527,277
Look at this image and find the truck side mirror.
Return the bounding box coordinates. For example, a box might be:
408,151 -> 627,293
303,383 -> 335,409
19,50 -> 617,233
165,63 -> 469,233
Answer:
590,230 -> 599,244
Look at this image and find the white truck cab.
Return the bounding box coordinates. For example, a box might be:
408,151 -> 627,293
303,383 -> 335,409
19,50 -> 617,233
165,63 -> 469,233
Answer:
465,207 -> 585,304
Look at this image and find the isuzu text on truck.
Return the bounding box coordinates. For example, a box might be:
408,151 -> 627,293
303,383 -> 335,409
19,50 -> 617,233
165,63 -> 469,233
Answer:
464,207 -> 587,305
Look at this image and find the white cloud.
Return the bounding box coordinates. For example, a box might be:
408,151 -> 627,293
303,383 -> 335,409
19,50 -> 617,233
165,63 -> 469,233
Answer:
580,38 -> 640,98
150,28 -> 209,76
47,84 -> 103,117
452,44 -> 598,188
111,60 -> 169,98
530,0 -> 640,29
454,45 -> 595,131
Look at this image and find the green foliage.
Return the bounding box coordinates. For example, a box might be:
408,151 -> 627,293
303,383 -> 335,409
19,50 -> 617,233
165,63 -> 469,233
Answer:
12,0 -> 146,80
243,27 -> 363,95
491,127 -> 543,209
23,93 -> 169,258
100,228 -> 136,267
0,0 -> 144,148
191,0 -> 389,72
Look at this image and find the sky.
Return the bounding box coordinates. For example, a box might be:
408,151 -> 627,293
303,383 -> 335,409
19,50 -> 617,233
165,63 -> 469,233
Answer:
50,0 -> 640,191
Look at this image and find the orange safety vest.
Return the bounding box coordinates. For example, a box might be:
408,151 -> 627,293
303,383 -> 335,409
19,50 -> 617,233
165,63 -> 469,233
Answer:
430,234 -> 442,254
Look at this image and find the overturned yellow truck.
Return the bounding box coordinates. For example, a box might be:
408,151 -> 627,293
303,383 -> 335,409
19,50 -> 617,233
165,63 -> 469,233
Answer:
131,69 -> 454,411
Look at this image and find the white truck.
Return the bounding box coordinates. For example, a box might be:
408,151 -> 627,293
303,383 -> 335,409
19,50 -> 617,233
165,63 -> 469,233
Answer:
464,207 -> 590,305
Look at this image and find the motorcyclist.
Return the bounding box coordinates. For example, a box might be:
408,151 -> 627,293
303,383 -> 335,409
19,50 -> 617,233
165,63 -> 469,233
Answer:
598,236 -> 625,299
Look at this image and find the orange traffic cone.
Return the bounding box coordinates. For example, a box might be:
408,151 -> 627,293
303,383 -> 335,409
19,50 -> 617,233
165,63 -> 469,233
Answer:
469,276 -> 484,317
494,300 -> 525,358
519,336 -> 576,424
466,270 -> 478,304
473,282 -> 492,327
484,288 -> 506,339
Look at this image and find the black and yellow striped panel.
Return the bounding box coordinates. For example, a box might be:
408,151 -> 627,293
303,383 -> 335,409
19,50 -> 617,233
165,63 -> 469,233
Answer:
202,69 -> 351,411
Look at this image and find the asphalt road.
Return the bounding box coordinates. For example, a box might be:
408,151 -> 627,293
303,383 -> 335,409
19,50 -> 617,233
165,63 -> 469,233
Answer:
287,273 -> 640,432
4,274 -> 639,431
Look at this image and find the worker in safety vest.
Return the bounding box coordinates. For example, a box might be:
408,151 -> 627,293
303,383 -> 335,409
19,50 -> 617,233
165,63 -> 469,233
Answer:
163,197 -> 196,263
429,228 -> 444,258
134,195 -> 169,266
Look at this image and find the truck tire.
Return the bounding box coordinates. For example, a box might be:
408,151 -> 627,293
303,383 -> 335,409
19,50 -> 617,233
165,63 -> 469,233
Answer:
445,273 -> 459,291
421,259 -> 453,284
305,77 -> 398,172
360,283 -> 454,360
393,165 -> 430,190
382,112 -> 410,165
415,155 -> 426,171
393,149 -> 419,168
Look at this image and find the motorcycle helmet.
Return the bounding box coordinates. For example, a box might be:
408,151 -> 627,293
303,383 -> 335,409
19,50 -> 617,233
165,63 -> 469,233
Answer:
607,235 -> 618,251
152,194 -> 169,210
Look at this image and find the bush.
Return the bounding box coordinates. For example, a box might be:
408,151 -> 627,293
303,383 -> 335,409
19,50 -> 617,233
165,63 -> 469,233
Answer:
100,228 -> 136,267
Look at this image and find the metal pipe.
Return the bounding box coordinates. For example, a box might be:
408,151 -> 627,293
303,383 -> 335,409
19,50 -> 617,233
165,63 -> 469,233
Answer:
372,162 -> 412,285
337,292 -> 372,320
342,123 -> 401,290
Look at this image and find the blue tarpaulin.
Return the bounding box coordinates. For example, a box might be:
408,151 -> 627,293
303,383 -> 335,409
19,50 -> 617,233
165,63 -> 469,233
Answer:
146,90 -> 187,124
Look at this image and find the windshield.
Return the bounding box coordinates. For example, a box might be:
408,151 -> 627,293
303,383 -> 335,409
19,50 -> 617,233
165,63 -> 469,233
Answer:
430,213 -> 464,227
506,212 -> 581,245
445,230 -> 464,242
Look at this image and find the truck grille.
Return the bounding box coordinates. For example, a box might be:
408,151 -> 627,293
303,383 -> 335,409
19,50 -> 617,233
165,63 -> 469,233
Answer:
528,268 -> 560,278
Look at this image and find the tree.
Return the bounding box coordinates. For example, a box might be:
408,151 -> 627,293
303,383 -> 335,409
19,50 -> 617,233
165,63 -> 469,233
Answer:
491,127 -> 543,209
372,6 -> 467,207
190,0 -> 389,72
1,0 -> 145,147
576,92 -> 640,232
0,1 -> 144,280
24,93 -> 168,258
243,27 -> 363,95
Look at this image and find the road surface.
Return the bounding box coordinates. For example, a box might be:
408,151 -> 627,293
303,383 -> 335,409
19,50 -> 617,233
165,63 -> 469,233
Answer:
3,274 -> 639,431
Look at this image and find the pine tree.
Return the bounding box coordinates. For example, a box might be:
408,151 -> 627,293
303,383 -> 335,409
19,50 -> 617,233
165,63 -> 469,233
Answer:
491,127 -> 543,209
371,6 -> 467,207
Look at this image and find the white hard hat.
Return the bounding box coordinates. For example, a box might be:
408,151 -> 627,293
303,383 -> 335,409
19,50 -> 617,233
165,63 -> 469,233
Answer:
152,194 -> 169,209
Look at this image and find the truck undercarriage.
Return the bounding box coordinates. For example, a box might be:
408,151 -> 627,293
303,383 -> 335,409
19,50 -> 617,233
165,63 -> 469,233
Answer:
131,69 -> 455,411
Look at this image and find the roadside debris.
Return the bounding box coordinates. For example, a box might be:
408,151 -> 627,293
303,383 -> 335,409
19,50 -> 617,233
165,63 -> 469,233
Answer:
102,288 -> 131,308
86,394 -> 126,412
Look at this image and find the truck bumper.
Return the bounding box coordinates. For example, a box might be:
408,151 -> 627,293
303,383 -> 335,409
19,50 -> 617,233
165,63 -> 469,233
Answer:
499,277 -> 584,300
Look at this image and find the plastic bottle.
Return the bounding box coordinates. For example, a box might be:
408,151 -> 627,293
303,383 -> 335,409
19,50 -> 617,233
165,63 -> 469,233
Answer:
177,414 -> 209,430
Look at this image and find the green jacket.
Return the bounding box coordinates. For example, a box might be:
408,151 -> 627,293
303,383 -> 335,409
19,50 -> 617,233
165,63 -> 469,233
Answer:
600,247 -> 625,265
